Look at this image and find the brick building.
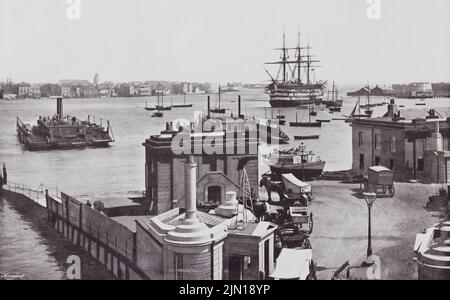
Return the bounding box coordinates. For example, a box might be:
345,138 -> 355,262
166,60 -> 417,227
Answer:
352,101 -> 450,183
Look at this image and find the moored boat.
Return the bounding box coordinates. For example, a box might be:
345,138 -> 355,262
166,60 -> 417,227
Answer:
263,144 -> 325,180
17,97 -> 115,151
265,31 -> 326,108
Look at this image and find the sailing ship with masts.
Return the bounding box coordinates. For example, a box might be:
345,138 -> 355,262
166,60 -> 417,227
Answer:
323,81 -> 343,112
265,31 -> 327,108
209,86 -> 226,114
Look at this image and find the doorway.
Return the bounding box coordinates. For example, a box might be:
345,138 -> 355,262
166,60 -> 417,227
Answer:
207,185 -> 222,205
228,256 -> 243,280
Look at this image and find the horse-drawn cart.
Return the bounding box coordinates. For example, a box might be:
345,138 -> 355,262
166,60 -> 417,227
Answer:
362,166 -> 395,197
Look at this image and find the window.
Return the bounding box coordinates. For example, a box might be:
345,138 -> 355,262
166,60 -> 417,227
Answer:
389,159 -> 395,170
375,134 -> 380,150
418,158 -> 424,172
210,158 -> 217,171
203,155 -> 218,172
359,154 -> 365,171
390,136 -> 396,153
359,132 -> 364,146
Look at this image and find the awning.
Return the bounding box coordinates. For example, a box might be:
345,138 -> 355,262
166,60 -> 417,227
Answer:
282,173 -> 312,194
270,248 -> 312,280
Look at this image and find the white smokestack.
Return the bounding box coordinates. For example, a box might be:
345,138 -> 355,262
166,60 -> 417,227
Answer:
183,155 -> 199,224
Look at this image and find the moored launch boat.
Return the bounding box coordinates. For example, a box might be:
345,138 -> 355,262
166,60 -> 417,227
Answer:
263,144 -> 325,180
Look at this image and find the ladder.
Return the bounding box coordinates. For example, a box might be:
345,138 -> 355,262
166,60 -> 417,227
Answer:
233,167 -> 255,230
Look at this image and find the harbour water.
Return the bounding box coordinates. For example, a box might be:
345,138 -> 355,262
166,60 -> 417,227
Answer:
0,89 -> 449,278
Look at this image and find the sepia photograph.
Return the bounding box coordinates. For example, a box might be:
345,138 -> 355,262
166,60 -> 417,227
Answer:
0,0 -> 449,285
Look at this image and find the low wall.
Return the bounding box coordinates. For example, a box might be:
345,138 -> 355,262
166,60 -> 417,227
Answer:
1,182 -> 158,280
46,192 -> 149,280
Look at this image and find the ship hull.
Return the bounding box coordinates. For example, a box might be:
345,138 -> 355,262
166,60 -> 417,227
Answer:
17,122 -> 112,151
269,99 -> 321,107
269,161 -> 325,180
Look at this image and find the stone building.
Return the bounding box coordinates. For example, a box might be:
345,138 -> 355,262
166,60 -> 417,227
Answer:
143,118 -> 260,215
352,100 -> 450,183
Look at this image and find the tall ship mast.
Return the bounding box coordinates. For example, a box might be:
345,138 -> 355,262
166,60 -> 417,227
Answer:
265,30 -> 327,107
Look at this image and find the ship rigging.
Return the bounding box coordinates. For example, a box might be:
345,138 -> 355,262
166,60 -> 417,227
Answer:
265,31 -> 327,107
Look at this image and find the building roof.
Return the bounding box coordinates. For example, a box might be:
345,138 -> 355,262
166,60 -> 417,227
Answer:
398,107 -> 450,120
73,191 -> 140,208
164,211 -> 227,228
59,79 -> 92,87
111,215 -> 152,232
355,107 -> 450,126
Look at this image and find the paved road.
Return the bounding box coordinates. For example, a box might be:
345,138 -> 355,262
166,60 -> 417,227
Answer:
308,181 -> 443,280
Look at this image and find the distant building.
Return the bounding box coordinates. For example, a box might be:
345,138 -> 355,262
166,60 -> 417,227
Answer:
59,80 -> 98,98
115,83 -> 133,97
392,82 -> 433,98
98,83 -> 116,97
30,84 -> 42,98
93,72 -> 100,87
135,84 -> 152,96
18,82 -> 31,96
347,85 -> 395,97
352,100 -> 450,183
432,82 -> 450,98
40,83 -> 62,97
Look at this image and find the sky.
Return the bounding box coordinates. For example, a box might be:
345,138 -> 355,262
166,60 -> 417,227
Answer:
0,0 -> 449,85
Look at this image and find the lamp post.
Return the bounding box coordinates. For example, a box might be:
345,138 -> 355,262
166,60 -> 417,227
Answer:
363,192 -> 377,259
299,142 -> 306,181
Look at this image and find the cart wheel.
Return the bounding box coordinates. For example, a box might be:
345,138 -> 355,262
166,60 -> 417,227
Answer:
389,185 -> 395,197
309,213 -> 314,235
300,238 -> 312,249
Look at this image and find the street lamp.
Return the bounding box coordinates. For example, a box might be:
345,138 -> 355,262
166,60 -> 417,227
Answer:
363,192 -> 377,260
299,142 -> 306,181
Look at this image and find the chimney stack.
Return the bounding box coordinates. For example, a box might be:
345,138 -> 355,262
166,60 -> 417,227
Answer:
56,97 -> 63,117
165,155 -> 210,243
2,163 -> 6,184
386,98 -> 398,118
238,95 -> 242,118
207,96 -> 210,119
183,155 -> 198,223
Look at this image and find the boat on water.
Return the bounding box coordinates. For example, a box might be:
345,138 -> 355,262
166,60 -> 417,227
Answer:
172,94 -> 193,108
220,83 -> 240,93
146,92 -> 172,111
290,110 -> 321,127
151,110 -> 163,118
17,97 -> 115,150
294,135 -> 319,140
363,85 -> 373,116
209,87 -> 226,114
263,144 -> 325,180
323,81 -> 343,112
265,31 -> 326,108
345,96 -> 371,122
